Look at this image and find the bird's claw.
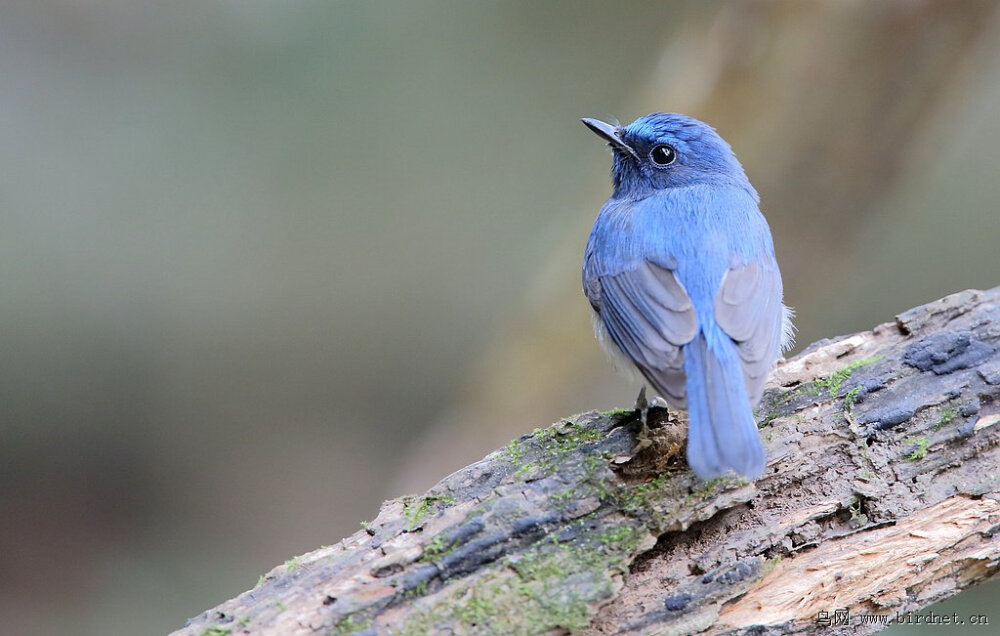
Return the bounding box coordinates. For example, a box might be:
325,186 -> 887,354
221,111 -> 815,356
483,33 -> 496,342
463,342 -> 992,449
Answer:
631,386 -> 659,453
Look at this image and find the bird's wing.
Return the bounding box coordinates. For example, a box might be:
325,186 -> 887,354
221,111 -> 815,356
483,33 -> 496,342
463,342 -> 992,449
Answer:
590,262 -> 698,406
714,259 -> 785,405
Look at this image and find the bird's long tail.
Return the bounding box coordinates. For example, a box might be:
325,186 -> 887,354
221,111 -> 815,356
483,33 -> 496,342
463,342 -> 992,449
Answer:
683,332 -> 765,480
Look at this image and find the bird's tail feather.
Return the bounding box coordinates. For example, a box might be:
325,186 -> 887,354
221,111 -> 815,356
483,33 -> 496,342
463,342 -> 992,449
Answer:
684,333 -> 765,480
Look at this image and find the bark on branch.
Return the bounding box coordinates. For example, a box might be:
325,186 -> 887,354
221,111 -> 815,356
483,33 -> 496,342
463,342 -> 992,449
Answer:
176,288 -> 1000,635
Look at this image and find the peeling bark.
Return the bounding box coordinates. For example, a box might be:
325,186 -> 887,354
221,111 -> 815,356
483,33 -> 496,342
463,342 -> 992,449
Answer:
175,288 -> 1000,636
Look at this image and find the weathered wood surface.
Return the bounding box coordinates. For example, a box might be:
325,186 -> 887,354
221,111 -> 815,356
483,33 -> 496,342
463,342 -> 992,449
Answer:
177,288 -> 1000,635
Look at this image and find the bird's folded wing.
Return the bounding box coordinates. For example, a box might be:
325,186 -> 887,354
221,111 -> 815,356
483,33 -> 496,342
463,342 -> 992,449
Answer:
593,262 -> 698,406
714,260 -> 785,404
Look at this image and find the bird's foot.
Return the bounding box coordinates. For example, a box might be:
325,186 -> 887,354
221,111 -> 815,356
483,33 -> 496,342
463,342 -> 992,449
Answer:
632,387 -> 655,453
633,387 -> 669,423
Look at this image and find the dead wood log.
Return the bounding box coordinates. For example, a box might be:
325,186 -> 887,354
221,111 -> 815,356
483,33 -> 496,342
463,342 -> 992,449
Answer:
176,287 -> 1000,635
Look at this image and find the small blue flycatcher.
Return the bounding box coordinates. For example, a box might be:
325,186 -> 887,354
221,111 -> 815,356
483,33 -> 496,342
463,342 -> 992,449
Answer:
581,113 -> 793,480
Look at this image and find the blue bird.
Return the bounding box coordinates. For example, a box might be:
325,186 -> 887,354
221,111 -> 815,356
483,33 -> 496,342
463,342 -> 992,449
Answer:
581,113 -> 793,480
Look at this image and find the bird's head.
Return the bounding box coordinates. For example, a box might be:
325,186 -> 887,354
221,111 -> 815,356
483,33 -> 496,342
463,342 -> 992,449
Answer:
581,113 -> 756,201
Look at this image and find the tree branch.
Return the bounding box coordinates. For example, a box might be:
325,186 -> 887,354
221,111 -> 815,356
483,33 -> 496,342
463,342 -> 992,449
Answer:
175,288 -> 1000,635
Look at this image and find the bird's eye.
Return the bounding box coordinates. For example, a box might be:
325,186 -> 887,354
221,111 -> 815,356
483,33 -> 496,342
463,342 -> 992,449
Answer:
650,144 -> 676,166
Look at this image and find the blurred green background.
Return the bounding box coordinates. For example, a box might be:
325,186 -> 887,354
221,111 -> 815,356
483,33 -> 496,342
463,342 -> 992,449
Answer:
2,1 -> 998,634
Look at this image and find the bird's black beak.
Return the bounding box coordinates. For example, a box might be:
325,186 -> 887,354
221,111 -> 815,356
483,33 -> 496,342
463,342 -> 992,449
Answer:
581,117 -> 639,160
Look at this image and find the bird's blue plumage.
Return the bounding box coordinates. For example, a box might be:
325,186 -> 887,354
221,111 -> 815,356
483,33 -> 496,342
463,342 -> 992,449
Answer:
582,113 -> 791,480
